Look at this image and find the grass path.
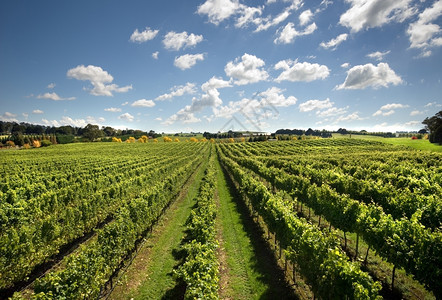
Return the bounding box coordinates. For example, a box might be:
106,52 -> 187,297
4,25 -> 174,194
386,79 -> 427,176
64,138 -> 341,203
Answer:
214,158 -> 296,300
109,161 -> 207,300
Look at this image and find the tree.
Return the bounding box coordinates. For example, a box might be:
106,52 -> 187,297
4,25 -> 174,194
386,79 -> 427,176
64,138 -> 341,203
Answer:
82,124 -> 104,141
422,111 -> 442,144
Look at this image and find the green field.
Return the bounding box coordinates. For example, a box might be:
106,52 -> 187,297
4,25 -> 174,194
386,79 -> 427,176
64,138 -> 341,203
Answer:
333,133 -> 442,152
1,139 -> 440,299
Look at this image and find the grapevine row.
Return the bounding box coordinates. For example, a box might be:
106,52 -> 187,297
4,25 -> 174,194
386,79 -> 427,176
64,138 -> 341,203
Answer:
218,147 -> 382,299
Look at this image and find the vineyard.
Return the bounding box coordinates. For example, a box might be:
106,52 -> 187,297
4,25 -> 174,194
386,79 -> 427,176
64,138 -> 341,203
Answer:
1,139 -> 441,299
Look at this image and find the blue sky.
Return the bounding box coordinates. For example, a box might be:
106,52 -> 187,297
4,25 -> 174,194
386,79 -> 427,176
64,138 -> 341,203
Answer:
1,0 -> 441,133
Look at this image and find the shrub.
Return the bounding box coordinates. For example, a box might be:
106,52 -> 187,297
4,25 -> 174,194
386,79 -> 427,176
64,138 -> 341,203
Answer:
40,140 -> 52,147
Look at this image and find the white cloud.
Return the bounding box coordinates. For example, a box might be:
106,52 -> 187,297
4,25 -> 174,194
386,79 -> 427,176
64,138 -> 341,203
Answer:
201,76 -> 232,91
336,62 -> 402,90
131,99 -> 155,107
373,109 -> 395,116
152,51 -> 159,59
0,112 -> 18,122
42,118 -> 59,127
163,31 -> 203,51
274,22 -> 317,44
121,101 -> 129,106
156,83 -> 197,101
197,0 -> 243,25
379,103 -> 409,110
316,106 -> 348,117
118,113 -> 134,122
32,109 -> 44,114
410,110 -> 423,116
174,54 -> 205,70
341,62 -> 350,68
225,53 -> 269,85
407,1 -> 442,56
255,9 -> 292,32
335,112 -> 363,122
372,102 -> 409,116
67,65 -> 132,96
37,92 -> 75,101
299,98 -> 333,112
155,117 -> 162,121
274,59 -> 330,82
104,107 -> 122,112
339,0 -> 416,33
47,83 -> 56,89
366,50 -> 391,61
299,9 -> 313,25
258,87 -> 297,107
320,33 -> 348,50
130,27 -> 159,43
235,6 -> 263,28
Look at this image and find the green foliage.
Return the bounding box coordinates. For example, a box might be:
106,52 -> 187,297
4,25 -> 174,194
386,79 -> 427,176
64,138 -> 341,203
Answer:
174,150 -> 219,299
40,139 -> 52,147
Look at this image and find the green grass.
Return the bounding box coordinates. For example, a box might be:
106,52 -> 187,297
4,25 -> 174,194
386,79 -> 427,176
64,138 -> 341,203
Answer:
333,134 -> 442,152
215,158 -> 296,299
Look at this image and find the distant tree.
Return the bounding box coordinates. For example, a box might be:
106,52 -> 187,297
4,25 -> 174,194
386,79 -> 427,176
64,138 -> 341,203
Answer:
82,124 -> 104,141
418,129 -> 428,134
337,128 -> 348,135
422,111 -> 442,143
305,128 -> 314,136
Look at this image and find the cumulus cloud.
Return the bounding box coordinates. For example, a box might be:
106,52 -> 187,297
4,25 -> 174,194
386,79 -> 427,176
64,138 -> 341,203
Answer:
320,33 -> 348,50
152,51 -> 159,59
335,112 -> 363,122
163,76 -> 232,125
174,54 -> 205,70
274,22 -> 317,44
104,107 -> 122,112
130,27 -> 159,43
41,116 -> 104,128
32,109 -> 44,114
339,0 -> 416,33
255,9 -> 292,32
274,59 -> 330,82
197,0 -> 243,25
156,83 -> 197,101
316,106 -> 349,118
213,87 -> 296,121
258,87 -> 297,107
336,62 -> 402,90
0,112 -> 18,122
372,102 -> 409,116
366,50 -> 391,61
131,99 -> 155,107
407,0 -> 442,56
118,113 -> 134,122
47,83 -> 56,89
67,65 -> 132,96
37,92 -> 75,101
225,53 -> 269,85
299,98 -> 333,112
163,31 -> 203,51
299,9 -> 313,26
410,110 -> 423,116
341,62 -> 350,68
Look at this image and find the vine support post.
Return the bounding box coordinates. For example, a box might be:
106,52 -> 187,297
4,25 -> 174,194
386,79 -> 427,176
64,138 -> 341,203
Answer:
355,233 -> 359,260
364,245 -> 370,265
392,265 -> 396,290
344,231 -> 347,249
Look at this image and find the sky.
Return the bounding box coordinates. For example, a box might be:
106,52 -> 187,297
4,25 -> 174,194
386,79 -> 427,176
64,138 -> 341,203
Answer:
1,0 -> 442,133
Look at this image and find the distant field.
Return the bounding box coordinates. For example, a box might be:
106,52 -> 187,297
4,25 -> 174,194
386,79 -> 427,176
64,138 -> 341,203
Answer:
333,133 -> 442,152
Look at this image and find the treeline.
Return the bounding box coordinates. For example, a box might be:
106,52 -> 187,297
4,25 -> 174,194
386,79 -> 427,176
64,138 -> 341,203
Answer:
0,121 -> 161,147
275,128 -> 333,138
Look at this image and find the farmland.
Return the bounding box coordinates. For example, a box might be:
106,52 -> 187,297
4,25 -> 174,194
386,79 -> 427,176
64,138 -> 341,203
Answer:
1,139 -> 441,299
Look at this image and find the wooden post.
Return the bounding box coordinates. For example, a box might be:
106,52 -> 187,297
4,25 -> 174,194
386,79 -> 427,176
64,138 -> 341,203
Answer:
392,265 -> 396,290
355,233 -> 359,260
364,245 -> 370,264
